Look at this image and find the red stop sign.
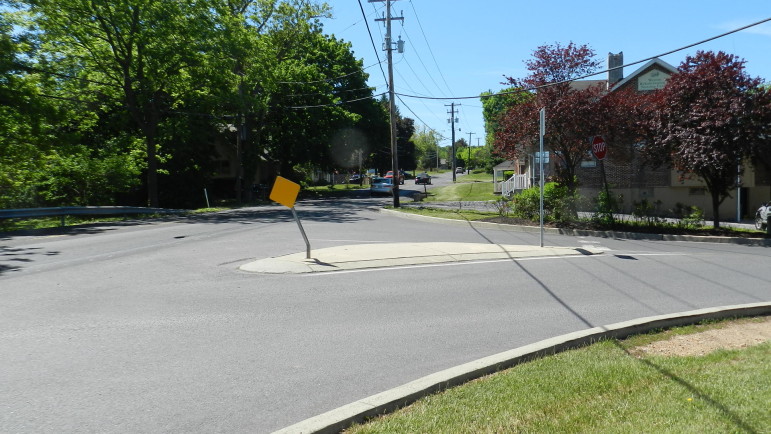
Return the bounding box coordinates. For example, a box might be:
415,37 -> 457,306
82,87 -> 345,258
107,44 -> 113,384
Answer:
591,135 -> 607,160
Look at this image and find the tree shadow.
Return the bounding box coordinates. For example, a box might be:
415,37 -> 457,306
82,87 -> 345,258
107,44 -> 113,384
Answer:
0,245 -> 60,276
612,340 -> 759,433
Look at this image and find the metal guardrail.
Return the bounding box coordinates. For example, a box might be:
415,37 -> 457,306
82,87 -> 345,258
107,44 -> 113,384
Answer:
0,206 -> 186,227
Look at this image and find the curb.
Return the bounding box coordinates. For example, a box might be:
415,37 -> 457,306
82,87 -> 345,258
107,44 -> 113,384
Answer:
274,302 -> 771,434
380,208 -> 771,246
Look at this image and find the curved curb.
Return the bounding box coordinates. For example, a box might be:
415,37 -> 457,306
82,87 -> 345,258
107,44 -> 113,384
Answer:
380,208 -> 771,246
274,302 -> 771,434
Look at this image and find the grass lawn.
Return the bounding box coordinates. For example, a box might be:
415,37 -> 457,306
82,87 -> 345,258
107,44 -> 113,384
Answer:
347,319 -> 771,433
424,182 -> 498,202
392,207 -> 497,221
457,171 -> 494,183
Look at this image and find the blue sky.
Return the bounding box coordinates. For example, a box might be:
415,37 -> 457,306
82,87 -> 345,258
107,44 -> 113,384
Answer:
319,0 -> 771,149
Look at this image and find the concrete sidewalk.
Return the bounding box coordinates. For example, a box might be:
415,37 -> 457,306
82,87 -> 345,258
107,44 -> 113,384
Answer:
239,242 -> 602,274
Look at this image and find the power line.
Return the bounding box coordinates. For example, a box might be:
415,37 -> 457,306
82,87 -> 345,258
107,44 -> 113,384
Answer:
277,60 -> 386,84
396,16 -> 771,101
357,0 -> 388,85
407,0 -> 453,96
286,92 -> 387,109
400,27 -> 446,97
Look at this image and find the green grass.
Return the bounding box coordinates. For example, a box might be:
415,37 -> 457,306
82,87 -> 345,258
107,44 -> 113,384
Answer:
457,171 -> 494,182
394,206 -> 497,221
347,319 -> 771,433
423,182 -> 498,202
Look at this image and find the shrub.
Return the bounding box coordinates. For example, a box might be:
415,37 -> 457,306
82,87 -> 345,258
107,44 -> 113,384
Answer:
511,182 -> 578,223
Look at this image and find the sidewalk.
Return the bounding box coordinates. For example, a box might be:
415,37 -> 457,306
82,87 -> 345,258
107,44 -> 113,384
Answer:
239,242 -> 602,274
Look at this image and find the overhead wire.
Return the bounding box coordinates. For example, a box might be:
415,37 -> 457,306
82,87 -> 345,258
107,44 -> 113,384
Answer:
407,0 -> 453,96
400,27 -> 446,97
395,16 -> 771,101
357,0 -> 388,85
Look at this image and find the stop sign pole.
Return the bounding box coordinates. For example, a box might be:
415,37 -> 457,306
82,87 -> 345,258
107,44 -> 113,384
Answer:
592,135 -> 613,223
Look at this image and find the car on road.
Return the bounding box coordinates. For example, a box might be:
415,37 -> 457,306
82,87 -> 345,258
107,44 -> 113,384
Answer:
348,174 -> 364,185
755,202 -> 770,230
455,167 -> 464,174
370,177 -> 394,196
415,172 -> 432,185
385,170 -> 404,185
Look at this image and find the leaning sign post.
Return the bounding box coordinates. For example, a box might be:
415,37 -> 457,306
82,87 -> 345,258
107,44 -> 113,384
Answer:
269,176 -> 311,259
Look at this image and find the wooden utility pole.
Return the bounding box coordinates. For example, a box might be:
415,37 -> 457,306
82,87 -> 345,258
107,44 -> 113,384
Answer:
372,0 -> 403,207
446,102 -> 459,182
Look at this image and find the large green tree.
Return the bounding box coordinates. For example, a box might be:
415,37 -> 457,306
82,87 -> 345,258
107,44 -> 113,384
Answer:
22,0 -> 214,207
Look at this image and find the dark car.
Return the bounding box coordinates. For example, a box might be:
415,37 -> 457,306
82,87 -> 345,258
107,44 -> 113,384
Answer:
348,174 -> 364,185
415,172 -> 432,185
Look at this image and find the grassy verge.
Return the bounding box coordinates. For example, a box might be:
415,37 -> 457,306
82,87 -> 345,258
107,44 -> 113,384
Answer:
423,182 -> 498,202
0,207 -> 229,233
393,206 -> 497,221
347,319 -> 770,433
456,171 -> 494,182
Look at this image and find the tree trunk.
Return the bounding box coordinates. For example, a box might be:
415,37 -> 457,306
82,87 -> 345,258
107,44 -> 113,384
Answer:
711,189 -> 721,229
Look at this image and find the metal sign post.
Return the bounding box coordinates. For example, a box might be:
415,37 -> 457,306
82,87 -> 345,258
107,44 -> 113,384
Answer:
539,108 -> 545,248
269,176 -> 310,259
290,207 -> 311,259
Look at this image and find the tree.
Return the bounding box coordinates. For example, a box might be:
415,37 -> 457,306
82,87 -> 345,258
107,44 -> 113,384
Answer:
496,42 -> 632,194
23,0 -> 214,207
480,87 -> 531,149
412,126 -> 441,170
644,51 -> 771,228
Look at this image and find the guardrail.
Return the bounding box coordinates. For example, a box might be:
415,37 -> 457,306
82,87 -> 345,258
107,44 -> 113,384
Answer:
0,206 -> 186,227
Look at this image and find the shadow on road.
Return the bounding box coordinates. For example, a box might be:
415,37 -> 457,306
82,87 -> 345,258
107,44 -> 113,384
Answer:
0,245 -> 60,276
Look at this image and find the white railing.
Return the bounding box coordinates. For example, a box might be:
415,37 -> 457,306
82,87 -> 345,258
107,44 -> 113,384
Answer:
499,174 -> 530,197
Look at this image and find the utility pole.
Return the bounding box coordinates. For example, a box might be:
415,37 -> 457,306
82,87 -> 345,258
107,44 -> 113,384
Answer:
446,102 -> 459,182
372,0 -> 404,207
467,132 -> 475,174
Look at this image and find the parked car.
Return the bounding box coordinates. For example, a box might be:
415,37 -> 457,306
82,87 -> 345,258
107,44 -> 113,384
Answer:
455,166 -> 464,174
385,170 -> 404,185
348,174 -> 364,185
755,202 -> 770,230
369,177 -> 394,196
415,172 -> 432,185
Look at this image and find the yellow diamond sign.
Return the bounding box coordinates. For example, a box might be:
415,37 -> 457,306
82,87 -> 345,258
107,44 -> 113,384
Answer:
269,176 -> 301,208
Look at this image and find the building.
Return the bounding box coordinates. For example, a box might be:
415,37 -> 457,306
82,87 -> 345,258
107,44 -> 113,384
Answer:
496,52 -> 771,221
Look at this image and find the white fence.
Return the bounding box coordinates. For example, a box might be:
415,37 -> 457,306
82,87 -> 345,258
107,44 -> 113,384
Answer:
498,174 -> 531,197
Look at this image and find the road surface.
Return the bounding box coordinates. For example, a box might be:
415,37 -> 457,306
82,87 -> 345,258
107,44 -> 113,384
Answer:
2,198 -> 769,432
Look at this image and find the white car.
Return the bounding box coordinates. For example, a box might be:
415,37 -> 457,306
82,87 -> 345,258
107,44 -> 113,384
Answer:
755,202 -> 770,230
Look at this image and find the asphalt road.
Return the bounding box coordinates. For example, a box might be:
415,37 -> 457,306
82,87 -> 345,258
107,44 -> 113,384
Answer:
2,197 -> 770,433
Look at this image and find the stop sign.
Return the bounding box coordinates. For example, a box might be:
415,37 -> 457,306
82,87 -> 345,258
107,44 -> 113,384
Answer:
591,135 -> 607,160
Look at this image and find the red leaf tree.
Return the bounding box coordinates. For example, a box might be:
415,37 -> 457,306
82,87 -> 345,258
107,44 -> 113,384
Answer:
644,51 -> 771,228
495,42 -> 637,195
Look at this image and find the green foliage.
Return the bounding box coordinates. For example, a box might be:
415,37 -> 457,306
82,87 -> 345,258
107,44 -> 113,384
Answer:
493,197 -> 511,217
2,1 -> 390,208
591,190 -> 623,225
511,182 -> 577,223
670,203 -> 705,229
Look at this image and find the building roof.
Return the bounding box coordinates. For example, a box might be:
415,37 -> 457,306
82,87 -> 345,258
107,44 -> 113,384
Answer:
493,160 -> 518,171
610,58 -> 677,92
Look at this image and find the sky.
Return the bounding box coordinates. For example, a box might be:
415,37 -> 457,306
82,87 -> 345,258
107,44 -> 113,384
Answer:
318,0 -> 771,149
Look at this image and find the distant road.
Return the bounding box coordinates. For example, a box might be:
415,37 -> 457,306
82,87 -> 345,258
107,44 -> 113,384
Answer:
2,199 -> 769,432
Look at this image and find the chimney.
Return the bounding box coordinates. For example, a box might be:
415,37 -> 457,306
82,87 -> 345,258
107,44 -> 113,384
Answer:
608,52 -> 623,87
